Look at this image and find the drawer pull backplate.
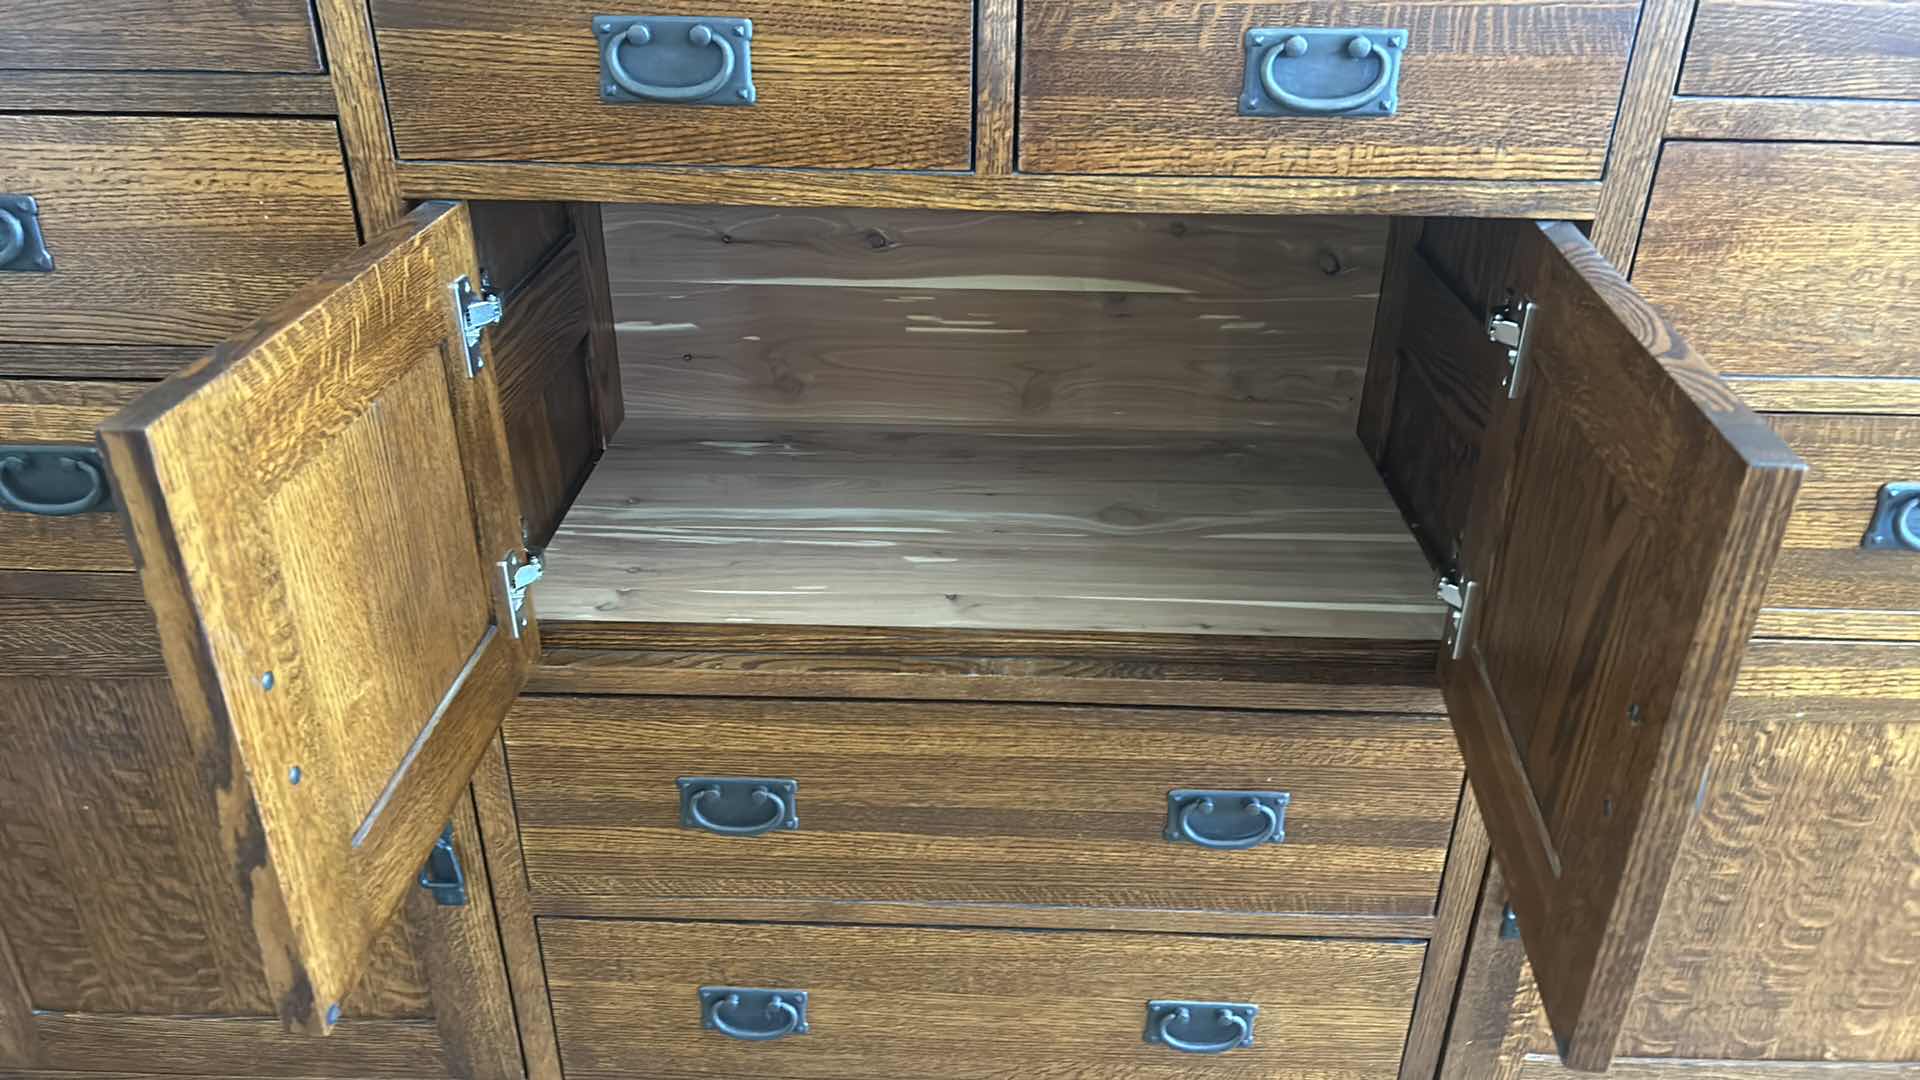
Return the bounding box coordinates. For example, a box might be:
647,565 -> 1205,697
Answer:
1241,28 -> 1405,117
700,987 -> 808,1041
0,195 -> 53,272
1862,482 -> 1920,551
1166,789 -> 1289,849
678,776 -> 799,836
1145,1000 -> 1258,1054
595,15 -> 756,105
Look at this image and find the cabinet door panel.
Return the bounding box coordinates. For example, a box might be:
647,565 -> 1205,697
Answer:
96,201 -> 536,1033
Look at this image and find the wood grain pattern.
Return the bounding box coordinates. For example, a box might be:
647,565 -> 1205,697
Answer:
315,0 -> 406,232
0,346 -> 207,382
568,202 -> 628,461
97,202 -> 536,1032
1019,1 -> 1637,179
1666,96 -> 1920,143
1434,220 -> 1803,1071
0,72 -> 334,114
506,695 -> 1463,917
1633,142 -> 1920,383
0,0 -> 320,73
1726,378 -> 1920,417
532,622 -> 1448,712
539,420 -> 1445,638
1400,785 -> 1490,1080
1518,1058 -> 1920,1079
974,0 -> 1019,174
1436,860 -> 1533,1080
396,160 -> 1605,217
24,1015 -> 447,1077
1587,0 -> 1692,268
602,205 -> 1384,434
542,919 -> 1425,1079
1756,414 -> 1920,641
369,0 -> 973,169
0,380 -> 140,572
0,599 -> 163,676
1679,0 -> 1920,99
0,927 -> 31,1066
471,736 -> 565,1080
0,116 -> 359,346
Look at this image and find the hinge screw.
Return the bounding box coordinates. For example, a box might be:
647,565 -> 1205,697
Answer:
259,671 -> 275,691
1627,703 -> 1645,726
288,766 -> 302,785
1249,31 -> 1269,46
326,1003 -> 342,1026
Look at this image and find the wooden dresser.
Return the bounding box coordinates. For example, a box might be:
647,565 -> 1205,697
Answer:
1,2 -> 1915,1079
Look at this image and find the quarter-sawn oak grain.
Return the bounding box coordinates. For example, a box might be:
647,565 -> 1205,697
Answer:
1678,0 -> 1920,99
0,380 -> 141,572
0,0 -> 321,74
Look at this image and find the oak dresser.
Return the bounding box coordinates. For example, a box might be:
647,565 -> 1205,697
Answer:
1,1 -> 1916,1078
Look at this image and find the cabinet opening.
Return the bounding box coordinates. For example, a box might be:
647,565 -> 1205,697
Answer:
525,205 -> 1517,641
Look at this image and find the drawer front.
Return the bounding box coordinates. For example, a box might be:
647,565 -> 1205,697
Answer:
1633,142 -> 1920,384
368,0 -> 974,170
0,0 -> 321,74
506,696 -> 1465,917
0,380 -> 141,573
1680,0 -> 1920,99
543,919 -> 1424,1079
1757,414 -> 1920,641
1018,1 -> 1638,178
0,115 -> 361,349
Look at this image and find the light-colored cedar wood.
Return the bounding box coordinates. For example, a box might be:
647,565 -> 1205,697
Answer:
1519,1061 -> 1920,1079
0,346 -> 208,382
0,0 -> 320,73
1018,0 -> 1637,180
0,72 -> 335,114
1436,860 -> 1533,1080
1755,414 -> 1920,641
1587,0 -> 1693,268
471,736 -> 565,1080
1399,785 -> 1490,1079
541,919 -> 1426,1079
0,116 -> 359,346
402,797 -> 522,1080
396,160 -> 1606,217
1358,217 -> 1425,464
505,695 -> 1464,917
601,206 -> 1383,435
0,379 -> 140,572
532,622 -> 1449,713
974,0 -> 1019,174
314,0 -> 406,232
96,202 -> 537,1032
368,0 -> 974,170
1633,142 -> 1920,382
0,569 -> 145,602
568,203 -> 627,458
1665,96 -> 1920,144
1431,220 -> 1804,1071
538,420 -> 1446,639
1678,0 -> 1920,99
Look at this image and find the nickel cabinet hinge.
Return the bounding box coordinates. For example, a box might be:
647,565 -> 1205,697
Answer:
495,544 -> 545,639
1436,571 -> 1481,661
1487,297 -> 1538,401
451,273 -> 503,378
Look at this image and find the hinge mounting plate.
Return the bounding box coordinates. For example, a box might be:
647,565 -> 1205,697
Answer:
1436,572 -> 1481,661
451,273 -> 502,378
495,545 -> 545,639
417,822 -> 467,906
1487,297 -> 1538,401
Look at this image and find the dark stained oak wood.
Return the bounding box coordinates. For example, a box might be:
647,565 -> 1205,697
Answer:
1755,414 -> 1920,641
0,570 -> 146,602
22,1015 -> 447,1077
974,0 -> 1019,175
506,695 -> 1464,917
1436,859 -> 1534,1080
0,380 -> 141,572
0,72 -> 335,114
1633,143 -> 1920,384
1587,0 -> 1693,268
1426,220 -> 1803,1071
0,928 -> 31,1066
1399,785 -> 1490,1079
396,160 -> 1605,217
542,919 -> 1425,1079
96,202 -> 536,1033
471,736 -> 565,1080
369,0 -> 974,170
1666,96 -> 1920,144
315,0 -> 407,232
1679,0 -> 1920,99
0,599 -> 163,676
1519,1061 -> 1920,1079
568,202 -> 628,461
0,0 -> 320,73
1019,1 -> 1638,180
1358,217 -> 1425,464
602,206 -> 1384,435
0,346 -> 208,382
0,116 -> 360,346
539,421 -> 1445,639
469,201 -> 574,296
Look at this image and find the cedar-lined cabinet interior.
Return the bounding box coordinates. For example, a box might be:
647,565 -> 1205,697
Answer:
84,200 -> 1801,1074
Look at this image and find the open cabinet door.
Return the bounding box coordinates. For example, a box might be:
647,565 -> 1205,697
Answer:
1387,220 -> 1804,1071
97,202 -> 539,1035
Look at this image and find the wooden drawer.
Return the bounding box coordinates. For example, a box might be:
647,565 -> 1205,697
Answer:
1680,0 -> 1920,99
368,1 -> 974,170
1017,1 -> 1638,178
505,695 -> 1464,919
0,0 -> 321,74
0,116 -> 360,351
0,380 -> 140,573
543,919 -> 1424,1079
1756,414 -> 1920,641
1633,142 -> 1920,389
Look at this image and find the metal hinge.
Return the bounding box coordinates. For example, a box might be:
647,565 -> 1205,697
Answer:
1436,571 -> 1481,661
1487,297 -> 1538,401
417,823 -> 467,906
451,273 -> 503,378
495,545 -> 545,639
